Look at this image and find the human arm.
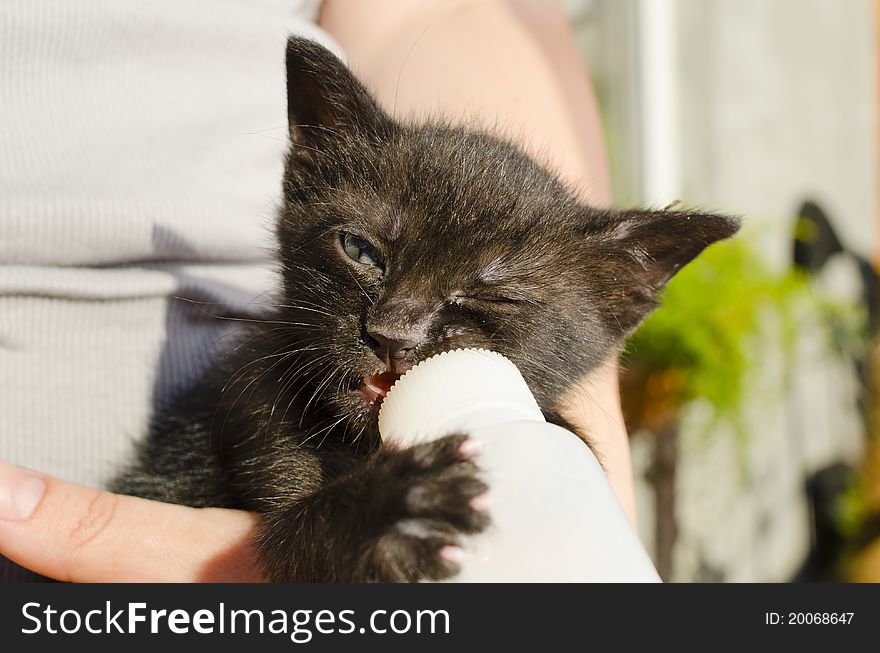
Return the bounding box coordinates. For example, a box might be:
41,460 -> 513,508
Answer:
319,0 -> 636,526
0,0 -> 635,583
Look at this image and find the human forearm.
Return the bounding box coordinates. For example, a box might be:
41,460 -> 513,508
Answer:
319,0 -> 636,527
318,0 -> 611,206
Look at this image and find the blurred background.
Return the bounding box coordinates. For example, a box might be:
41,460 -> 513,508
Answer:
563,0 -> 880,581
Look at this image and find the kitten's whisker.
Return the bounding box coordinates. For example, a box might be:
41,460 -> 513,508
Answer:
393,21 -> 434,119
174,297 -> 321,329
270,354 -> 336,427
219,331 -> 323,386
267,302 -> 333,317
315,415 -> 347,449
299,364 -> 343,426
216,347 -> 331,442
299,414 -> 348,449
345,267 -> 374,306
241,132 -> 288,144
250,192 -> 284,222
222,341 -> 325,393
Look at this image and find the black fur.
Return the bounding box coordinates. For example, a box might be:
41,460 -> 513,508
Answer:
111,38 -> 740,582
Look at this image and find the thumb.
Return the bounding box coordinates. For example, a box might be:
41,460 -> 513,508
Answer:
0,460 -> 263,582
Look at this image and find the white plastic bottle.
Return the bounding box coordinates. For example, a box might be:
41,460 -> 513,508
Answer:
378,348 -> 661,582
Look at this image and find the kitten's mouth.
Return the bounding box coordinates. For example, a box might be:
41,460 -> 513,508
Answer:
358,371 -> 402,412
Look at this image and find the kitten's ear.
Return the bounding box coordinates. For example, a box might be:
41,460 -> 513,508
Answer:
285,37 -> 391,153
588,207 -> 741,332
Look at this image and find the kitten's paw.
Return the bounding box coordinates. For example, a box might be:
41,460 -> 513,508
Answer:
366,434 -> 490,582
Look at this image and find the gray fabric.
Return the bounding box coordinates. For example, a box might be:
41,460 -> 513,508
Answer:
0,0 -> 333,581
1,0 -> 335,267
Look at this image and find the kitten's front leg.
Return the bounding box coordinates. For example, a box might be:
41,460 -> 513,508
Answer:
256,434 -> 489,582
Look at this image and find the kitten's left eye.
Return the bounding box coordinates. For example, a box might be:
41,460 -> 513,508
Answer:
340,232 -> 380,267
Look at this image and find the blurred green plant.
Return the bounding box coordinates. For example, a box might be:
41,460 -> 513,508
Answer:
836,475 -> 866,540
621,235 -> 865,438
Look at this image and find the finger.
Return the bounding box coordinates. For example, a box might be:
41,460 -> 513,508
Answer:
0,460 -> 264,582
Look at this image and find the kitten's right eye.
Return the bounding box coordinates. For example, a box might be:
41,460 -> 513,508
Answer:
340,232 -> 381,268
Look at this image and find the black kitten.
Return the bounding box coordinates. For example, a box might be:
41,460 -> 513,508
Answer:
112,38 -> 739,582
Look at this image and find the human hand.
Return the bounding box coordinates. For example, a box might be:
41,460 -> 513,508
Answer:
0,460 -> 263,582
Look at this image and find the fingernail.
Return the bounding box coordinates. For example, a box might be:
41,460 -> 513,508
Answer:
458,439 -> 483,459
0,461 -> 46,521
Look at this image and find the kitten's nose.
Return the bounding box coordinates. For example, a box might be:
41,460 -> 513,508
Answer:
366,327 -> 421,362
